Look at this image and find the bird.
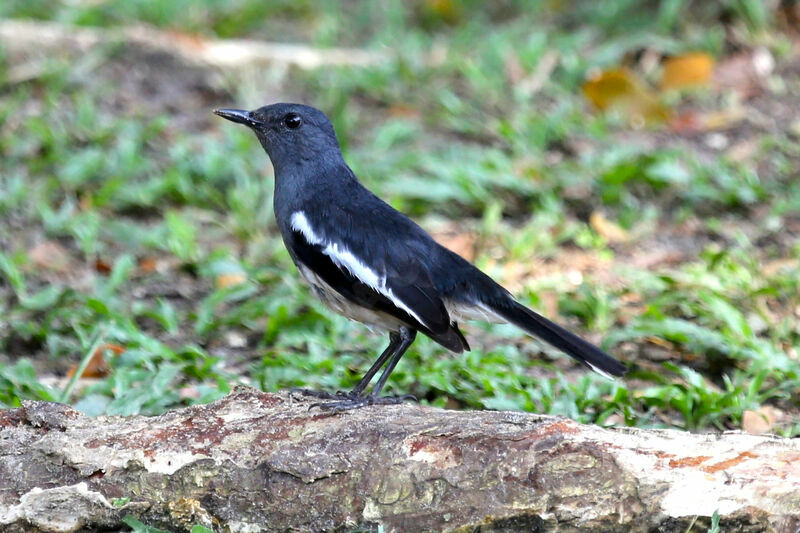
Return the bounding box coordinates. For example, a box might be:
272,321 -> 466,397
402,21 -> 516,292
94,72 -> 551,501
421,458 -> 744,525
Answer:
214,103 -> 626,410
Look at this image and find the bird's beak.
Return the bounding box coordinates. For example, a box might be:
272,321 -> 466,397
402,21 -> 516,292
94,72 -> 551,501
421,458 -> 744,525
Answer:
213,108 -> 263,128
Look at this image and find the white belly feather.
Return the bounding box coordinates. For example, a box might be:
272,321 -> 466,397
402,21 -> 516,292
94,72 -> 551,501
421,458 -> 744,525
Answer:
296,263 -> 406,332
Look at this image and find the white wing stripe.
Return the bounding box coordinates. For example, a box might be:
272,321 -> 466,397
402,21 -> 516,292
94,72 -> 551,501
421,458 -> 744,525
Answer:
291,211 -> 322,245
324,242 -> 381,287
290,211 -> 430,328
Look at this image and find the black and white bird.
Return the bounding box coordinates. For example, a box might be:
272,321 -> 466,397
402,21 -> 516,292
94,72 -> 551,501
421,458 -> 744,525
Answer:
214,103 -> 626,410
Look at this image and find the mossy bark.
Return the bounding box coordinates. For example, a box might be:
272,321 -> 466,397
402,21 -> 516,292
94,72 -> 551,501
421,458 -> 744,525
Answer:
0,387 -> 798,532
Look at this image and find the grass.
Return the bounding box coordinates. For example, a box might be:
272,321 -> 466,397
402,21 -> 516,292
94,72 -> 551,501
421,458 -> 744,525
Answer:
0,0 -> 798,436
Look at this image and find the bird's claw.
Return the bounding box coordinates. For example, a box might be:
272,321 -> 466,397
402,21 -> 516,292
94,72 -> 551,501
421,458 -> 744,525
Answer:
297,391 -> 417,411
290,388 -> 351,401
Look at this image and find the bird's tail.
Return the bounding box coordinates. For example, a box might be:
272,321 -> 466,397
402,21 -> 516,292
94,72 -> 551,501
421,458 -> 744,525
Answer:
491,299 -> 626,378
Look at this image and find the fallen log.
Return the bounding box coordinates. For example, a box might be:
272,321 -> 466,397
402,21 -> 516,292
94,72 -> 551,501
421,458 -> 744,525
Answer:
0,387 -> 798,532
0,19 -> 385,74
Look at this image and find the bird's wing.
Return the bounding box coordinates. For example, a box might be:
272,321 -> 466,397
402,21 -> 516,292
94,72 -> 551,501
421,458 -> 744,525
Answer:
288,210 -> 452,334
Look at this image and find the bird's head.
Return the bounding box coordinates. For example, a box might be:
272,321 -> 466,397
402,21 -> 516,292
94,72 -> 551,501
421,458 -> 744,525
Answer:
214,103 -> 342,171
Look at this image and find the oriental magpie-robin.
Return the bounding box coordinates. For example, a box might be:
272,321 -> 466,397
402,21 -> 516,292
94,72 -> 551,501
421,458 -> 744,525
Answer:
214,103 -> 626,410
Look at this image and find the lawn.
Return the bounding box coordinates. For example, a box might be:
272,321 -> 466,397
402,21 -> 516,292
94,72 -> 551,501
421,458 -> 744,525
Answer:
0,0 -> 798,436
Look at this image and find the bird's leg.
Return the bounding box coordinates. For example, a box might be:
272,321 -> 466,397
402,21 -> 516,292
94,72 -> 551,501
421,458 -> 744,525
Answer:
312,328 -> 417,411
291,332 -> 401,401
367,327 -> 416,399
350,331 -> 402,396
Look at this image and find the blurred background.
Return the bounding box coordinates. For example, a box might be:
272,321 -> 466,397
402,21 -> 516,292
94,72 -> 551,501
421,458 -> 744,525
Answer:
0,1 -> 798,435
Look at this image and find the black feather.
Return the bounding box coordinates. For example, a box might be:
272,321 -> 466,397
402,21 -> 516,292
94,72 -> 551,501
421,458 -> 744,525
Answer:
492,299 -> 627,377
288,227 -> 467,352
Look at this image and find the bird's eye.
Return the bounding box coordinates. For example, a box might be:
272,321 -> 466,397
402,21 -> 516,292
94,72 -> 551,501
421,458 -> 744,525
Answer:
283,113 -> 302,129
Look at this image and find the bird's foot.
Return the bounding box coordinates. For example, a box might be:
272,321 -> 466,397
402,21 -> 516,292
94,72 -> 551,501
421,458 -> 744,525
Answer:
311,392 -> 417,411
289,388 -> 352,401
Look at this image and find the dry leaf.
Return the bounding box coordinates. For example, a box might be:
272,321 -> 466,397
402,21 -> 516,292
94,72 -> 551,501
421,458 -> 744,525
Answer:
632,249 -> 688,269
590,211 -> 630,243
713,48 -> 773,99
538,290 -> 560,318
79,194 -> 93,211
701,109 -> 746,130
668,110 -> 702,133
165,30 -> 207,52
669,108 -> 745,134
584,68 -> 640,110
780,0 -> 800,27
583,67 -> 671,127
388,104 -> 421,119
431,228 -> 477,262
660,52 -> 714,90
216,272 -> 247,289
139,257 -> 158,273
761,258 -> 800,276
66,343 -> 125,378
139,256 -> 178,275
28,240 -> 70,272
94,258 -> 112,274
742,406 -> 783,435
602,413 -> 626,426
726,138 -> 759,162
645,336 -> 675,350
423,0 -> 462,24
178,386 -> 201,400
500,260 -> 529,290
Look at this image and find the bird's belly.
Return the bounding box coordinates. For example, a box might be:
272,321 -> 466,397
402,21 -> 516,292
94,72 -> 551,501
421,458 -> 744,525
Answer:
296,264 -> 406,332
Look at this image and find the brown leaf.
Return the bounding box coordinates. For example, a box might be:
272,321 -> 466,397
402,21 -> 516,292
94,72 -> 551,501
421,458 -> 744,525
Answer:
422,0 -> 463,24
165,30 -> 207,51
387,104 -> 421,119
660,52 -> 714,90
713,48 -> 773,99
669,108 -> 745,134
139,257 -> 158,273
66,343 -> 125,378
583,68 -> 638,110
701,109 -> 746,130
631,249 -> 688,270
138,256 -> 179,274
28,241 -> 70,272
500,260 -> 529,290
590,211 -> 630,243
780,0 -> 800,28
583,67 -> 671,127
726,138 -> 760,163
79,194 -> 93,211
431,227 -> 477,262
668,110 -> 702,134
761,258 -> 800,276
645,336 -> 676,350
216,272 -> 247,289
742,406 -> 783,435
538,290 -> 560,319
94,258 -> 112,274
178,386 -> 201,400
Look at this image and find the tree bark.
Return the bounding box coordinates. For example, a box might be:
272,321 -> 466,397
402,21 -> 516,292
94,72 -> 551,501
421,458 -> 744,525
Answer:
1,387 -> 798,533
